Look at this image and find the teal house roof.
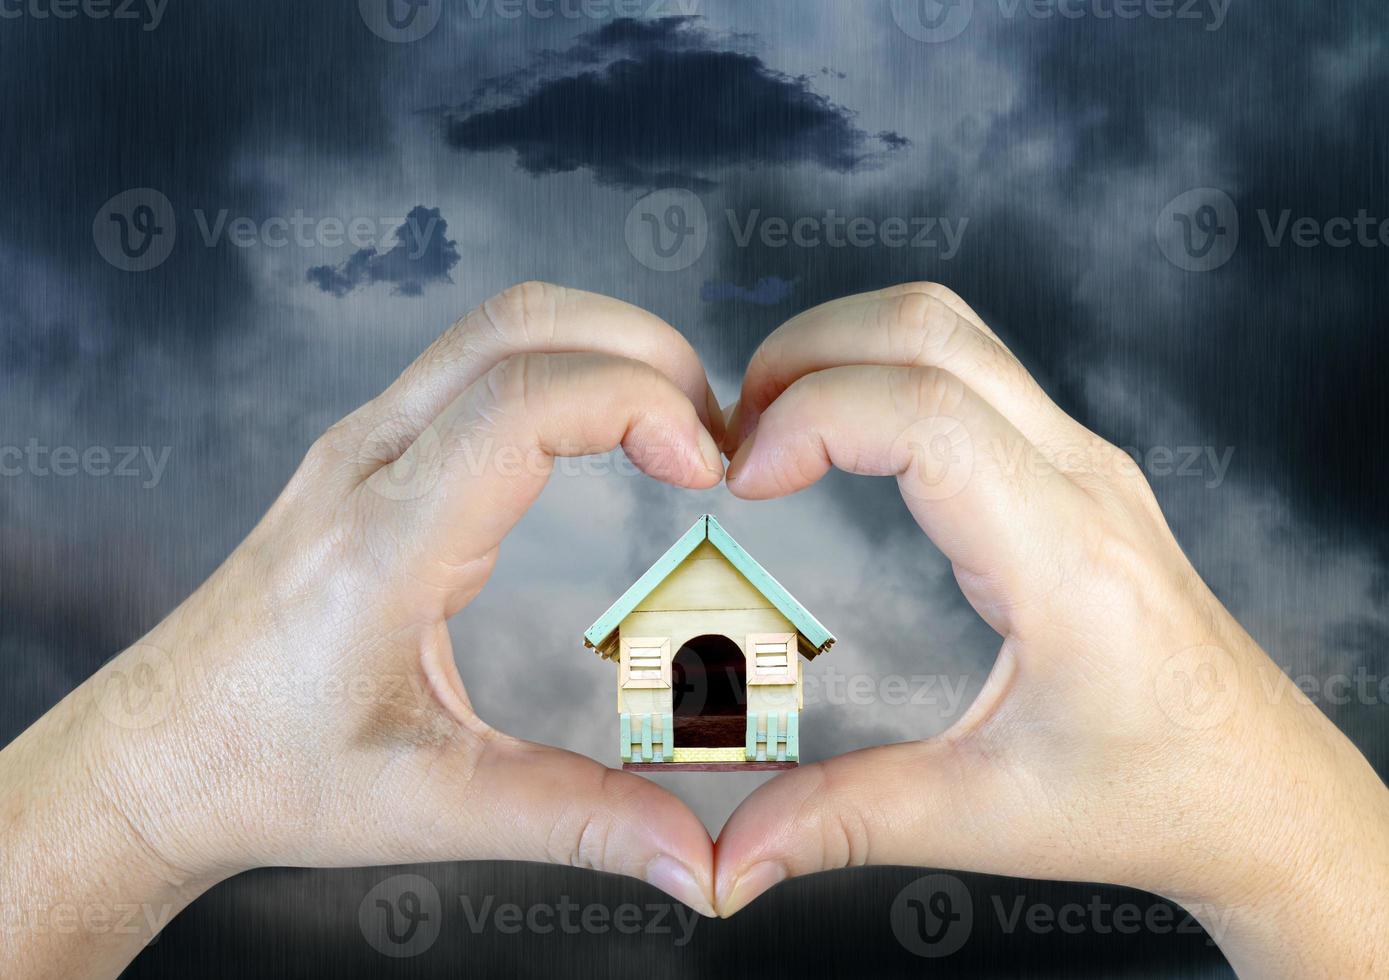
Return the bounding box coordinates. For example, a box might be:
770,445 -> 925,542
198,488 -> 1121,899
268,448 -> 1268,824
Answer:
583,515 -> 836,659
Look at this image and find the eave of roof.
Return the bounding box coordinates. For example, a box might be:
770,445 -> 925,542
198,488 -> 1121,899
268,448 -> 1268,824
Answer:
582,515 -> 836,659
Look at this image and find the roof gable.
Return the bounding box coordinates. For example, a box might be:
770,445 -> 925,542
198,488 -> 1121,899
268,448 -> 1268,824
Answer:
583,515 -> 835,658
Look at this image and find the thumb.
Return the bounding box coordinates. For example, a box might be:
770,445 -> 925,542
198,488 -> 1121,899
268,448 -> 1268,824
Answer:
400,731 -> 718,917
713,728 -> 1030,917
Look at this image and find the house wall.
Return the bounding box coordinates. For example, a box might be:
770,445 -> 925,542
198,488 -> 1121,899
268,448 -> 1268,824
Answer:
615,541 -> 801,762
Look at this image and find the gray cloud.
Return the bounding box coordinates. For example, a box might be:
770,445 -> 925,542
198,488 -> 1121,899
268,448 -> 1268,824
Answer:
308,206 -> 461,297
442,16 -> 905,190
3,2 -> 1387,973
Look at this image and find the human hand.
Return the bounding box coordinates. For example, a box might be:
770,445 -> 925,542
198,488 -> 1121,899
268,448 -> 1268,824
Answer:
713,283 -> 1389,977
0,283 -> 725,979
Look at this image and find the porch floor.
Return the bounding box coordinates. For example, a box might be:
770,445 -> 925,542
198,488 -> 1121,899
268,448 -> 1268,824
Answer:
624,761 -> 796,772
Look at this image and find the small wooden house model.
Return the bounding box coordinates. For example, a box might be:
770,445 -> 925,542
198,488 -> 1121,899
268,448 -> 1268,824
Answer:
583,515 -> 835,771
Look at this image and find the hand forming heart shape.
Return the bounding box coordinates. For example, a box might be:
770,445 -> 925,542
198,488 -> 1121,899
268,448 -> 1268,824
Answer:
7,281 -> 1387,978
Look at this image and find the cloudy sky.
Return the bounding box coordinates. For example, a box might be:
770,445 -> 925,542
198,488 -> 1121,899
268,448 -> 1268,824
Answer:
2,1 -> 1386,975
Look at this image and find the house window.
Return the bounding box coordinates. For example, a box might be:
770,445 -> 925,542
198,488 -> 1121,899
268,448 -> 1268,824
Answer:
619,637 -> 671,689
746,633 -> 797,685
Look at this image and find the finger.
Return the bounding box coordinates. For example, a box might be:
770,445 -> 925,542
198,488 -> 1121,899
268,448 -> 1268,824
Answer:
342,712 -> 716,916
359,352 -> 725,611
355,282 -> 724,460
725,365 -> 1089,628
713,731 -> 1035,917
727,283 -> 1077,454
418,734 -> 717,916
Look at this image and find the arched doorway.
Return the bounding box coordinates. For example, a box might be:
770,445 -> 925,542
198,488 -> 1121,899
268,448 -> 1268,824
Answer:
672,634 -> 746,747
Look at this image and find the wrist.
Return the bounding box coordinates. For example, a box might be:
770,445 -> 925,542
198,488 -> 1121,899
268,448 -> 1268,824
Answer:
74,631 -> 244,890
1170,651 -> 1389,975
0,650 -> 220,974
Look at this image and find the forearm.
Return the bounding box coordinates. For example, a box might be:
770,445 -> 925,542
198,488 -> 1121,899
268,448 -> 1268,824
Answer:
1193,813 -> 1389,978
0,654 -> 218,980
1185,687 -> 1389,978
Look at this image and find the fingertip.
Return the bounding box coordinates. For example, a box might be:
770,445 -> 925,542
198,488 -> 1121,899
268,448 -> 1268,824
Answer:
722,426 -> 758,493
696,426 -> 726,482
716,860 -> 788,918
703,384 -> 727,448
722,401 -> 746,455
645,854 -> 717,918
622,421 -> 723,489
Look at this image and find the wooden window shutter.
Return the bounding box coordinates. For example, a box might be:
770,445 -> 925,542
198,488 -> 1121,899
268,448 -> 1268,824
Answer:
619,637 -> 671,689
746,632 -> 797,685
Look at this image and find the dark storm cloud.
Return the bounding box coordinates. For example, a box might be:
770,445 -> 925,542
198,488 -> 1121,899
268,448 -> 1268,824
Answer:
700,275 -> 797,305
0,0 -> 406,743
0,1 -> 395,363
308,206 -> 461,297
443,16 -> 905,189
701,1 -> 1389,554
993,0 -> 1389,546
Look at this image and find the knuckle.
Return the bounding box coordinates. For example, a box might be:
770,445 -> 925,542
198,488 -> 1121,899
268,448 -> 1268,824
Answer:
899,280 -> 967,309
888,290 -> 966,366
1104,443 -> 1151,491
485,280 -> 563,345
615,355 -> 660,392
894,366 -> 967,421
800,762 -> 873,870
480,352 -> 550,414
1080,437 -> 1165,518
744,339 -> 774,387
825,802 -> 873,870
1072,520 -> 1177,623
891,289 -> 1026,389
1081,521 -> 1149,582
306,420 -> 351,466
545,768 -> 628,871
